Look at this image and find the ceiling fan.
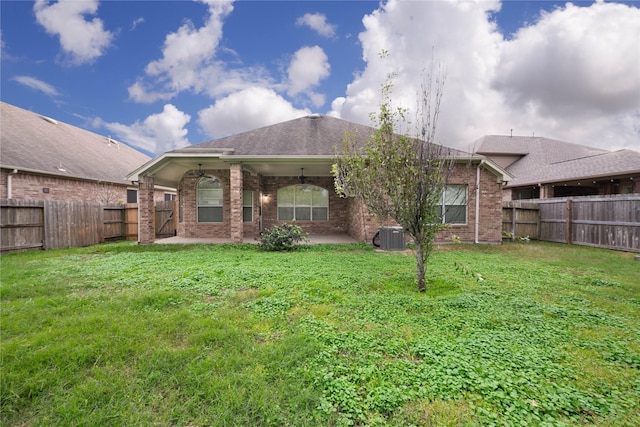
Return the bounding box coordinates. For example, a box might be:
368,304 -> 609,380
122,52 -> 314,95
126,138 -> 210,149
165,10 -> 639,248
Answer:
196,164 -> 212,178
298,168 -> 309,184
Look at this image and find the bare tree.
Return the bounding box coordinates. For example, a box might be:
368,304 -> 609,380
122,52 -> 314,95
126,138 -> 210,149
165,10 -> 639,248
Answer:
94,182 -> 121,204
334,59 -> 454,292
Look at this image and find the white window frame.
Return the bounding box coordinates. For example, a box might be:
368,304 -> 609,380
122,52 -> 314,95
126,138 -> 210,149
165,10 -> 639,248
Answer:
243,190 -> 253,223
439,184 -> 468,225
197,177 -> 223,223
277,185 -> 329,221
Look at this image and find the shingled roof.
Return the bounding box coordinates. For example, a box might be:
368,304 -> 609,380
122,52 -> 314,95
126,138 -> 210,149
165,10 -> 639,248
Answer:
182,114 -> 376,156
476,135 -> 640,187
182,113 -> 470,156
129,114 -> 507,187
1,102 -> 150,185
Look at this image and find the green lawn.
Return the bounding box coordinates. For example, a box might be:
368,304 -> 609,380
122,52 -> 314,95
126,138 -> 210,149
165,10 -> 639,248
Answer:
1,241 -> 639,426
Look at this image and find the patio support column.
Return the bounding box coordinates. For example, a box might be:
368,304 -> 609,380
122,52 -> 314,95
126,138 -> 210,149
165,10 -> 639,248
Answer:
229,163 -> 243,243
138,175 -> 155,244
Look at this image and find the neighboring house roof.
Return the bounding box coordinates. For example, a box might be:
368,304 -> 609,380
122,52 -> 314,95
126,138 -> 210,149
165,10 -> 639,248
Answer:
475,135 -> 640,187
129,114 -> 510,187
1,102 -> 151,185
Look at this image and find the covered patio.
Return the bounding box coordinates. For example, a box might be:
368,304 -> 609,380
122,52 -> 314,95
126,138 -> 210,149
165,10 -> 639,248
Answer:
155,233 -> 359,245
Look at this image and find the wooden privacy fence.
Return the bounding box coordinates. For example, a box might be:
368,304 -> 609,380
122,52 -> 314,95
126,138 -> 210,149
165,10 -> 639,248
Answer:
503,201 -> 540,240
1,199 -> 175,253
155,200 -> 176,238
503,195 -> 640,252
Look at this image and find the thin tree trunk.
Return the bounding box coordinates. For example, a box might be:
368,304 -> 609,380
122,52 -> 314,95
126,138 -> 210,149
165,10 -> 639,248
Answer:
416,243 -> 426,292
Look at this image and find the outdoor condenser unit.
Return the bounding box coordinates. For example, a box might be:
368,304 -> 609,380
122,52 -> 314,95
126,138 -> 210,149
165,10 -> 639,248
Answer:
379,226 -> 405,251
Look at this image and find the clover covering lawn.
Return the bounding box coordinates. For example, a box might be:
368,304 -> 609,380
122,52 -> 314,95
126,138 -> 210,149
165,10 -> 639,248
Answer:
1,241 -> 638,426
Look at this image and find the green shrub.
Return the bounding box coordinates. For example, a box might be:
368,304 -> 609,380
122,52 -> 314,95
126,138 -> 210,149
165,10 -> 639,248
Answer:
258,222 -> 308,251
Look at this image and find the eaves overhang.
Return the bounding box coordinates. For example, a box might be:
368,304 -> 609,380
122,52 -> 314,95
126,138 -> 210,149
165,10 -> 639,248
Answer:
126,151 -> 513,189
505,168 -> 640,188
126,152 -> 337,188
453,155 -> 513,183
2,164 -> 134,186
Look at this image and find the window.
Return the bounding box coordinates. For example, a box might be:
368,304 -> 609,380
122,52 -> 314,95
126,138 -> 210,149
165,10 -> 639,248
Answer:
439,185 -> 467,224
197,177 -> 223,222
277,185 -> 328,221
127,189 -> 137,203
243,190 -> 253,222
164,193 -> 176,201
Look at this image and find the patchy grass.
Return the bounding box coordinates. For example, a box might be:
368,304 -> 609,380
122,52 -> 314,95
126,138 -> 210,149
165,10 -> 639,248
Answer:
1,241 -> 639,426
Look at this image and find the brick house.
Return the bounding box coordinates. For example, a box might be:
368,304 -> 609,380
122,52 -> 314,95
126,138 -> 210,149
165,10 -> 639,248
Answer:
1,102 -> 173,203
128,114 -> 510,244
476,135 -> 640,200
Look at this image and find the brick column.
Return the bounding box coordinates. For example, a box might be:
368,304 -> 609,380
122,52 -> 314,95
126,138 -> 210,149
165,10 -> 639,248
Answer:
229,164 -> 243,243
138,175 -> 155,244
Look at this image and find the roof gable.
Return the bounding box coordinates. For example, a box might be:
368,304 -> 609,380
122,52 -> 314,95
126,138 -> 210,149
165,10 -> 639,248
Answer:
184,114 -> 377,156
1,102 -> 150,185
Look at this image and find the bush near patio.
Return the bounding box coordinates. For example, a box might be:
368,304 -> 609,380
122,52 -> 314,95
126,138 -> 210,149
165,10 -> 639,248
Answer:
258,222 -> 309,251
1,242 -> 639,426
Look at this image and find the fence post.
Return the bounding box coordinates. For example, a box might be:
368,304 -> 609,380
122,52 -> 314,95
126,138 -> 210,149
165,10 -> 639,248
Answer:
565,199 -> 572,245
121,205 -> 126,240
511,205 -> 517,241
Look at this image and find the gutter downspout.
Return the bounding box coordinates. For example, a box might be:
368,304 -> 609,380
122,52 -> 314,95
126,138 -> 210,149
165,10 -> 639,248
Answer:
7,169 -> 18,199
475,160 -> 485,244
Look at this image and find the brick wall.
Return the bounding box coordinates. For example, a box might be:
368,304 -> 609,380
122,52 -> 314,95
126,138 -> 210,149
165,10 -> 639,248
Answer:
178,169 -> 232,239
138,175 -> 156,244
260,176 -> 350,235
433,163 -> 503,244
178,171 -> 349,240
345,163 -> 504,244
1,169 -> 169,203
175,163 -> 504,244
229,164 -> 243,243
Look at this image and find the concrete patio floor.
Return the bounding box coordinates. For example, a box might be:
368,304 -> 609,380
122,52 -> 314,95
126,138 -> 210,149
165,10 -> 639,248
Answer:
155,233 -> 359,245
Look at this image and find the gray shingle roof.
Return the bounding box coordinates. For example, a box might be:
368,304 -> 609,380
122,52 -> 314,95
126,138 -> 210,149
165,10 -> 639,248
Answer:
184,114 -> 375,156
128,114 -> 504,187
1,102 -> 150,185
476,135 -> 640,187
182,114 -> 470,157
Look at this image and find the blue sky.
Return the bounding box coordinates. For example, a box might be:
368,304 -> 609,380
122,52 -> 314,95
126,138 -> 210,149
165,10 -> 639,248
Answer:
2,0 -> 639,156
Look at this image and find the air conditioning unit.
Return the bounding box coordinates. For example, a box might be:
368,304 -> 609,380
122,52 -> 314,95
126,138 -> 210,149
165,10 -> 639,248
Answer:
379,226 -> 405,251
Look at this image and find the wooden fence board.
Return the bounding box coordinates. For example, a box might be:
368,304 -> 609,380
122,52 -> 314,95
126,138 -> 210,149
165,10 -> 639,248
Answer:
125,204 -> 138,240
103,205 -> 125,240
506,195 -> 640,252
1,199 -> 45,251
1,200 -> 175,253
502,201 -> 540,239
42,200 -> 103,250
155,201 -> 175,238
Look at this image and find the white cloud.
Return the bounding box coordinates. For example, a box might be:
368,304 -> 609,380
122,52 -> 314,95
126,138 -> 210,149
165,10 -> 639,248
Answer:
131,17 -> 144,31
128,81 -> 175,104
12,75 -> 61,97
103,104 -> 191,155
0,30 -> 6,59
33,0 -> 113,65
287,46 -> 330,106
197,63 -> 274,98
331,0 -> 504,148
296,13 -> 336,38
129,0 -> 234,102
330,0 -> 640,151
494,2 -> 640,119
198,87 -> 310,139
